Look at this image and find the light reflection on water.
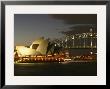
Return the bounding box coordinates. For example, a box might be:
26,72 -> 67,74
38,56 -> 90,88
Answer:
14,62 -> 97,76
15,62 -> 62,65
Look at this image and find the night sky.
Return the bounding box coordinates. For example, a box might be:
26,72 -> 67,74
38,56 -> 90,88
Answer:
14,14 -> 97,46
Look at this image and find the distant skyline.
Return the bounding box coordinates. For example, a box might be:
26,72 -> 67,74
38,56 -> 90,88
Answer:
14,14 -> 97,46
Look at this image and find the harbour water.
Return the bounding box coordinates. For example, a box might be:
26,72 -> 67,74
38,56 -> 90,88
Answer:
14,61 -> 97,76
14,48 -> 97,76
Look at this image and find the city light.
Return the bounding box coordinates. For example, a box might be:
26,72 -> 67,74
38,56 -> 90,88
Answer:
14,28 -> 97,63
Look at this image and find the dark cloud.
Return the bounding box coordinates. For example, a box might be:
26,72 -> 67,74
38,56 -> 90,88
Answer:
49,14 -> 97,24
60,24 -> 97,35
49,14 -> 97,35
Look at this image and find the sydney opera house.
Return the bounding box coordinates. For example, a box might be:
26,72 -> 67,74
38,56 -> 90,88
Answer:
15,37 -> 49,56
14,37 -> 67,63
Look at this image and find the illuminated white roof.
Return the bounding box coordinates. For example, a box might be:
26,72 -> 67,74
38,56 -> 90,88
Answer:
16,37 -> 49,56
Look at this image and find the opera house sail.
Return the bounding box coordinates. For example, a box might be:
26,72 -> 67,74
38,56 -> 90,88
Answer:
15,37 -> 49,56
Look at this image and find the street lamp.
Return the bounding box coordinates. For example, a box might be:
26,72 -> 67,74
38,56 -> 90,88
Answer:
65,37 -> 68,48
89,28 -> 94,55
83,33 -> 86,48
90,28 -> 93,48
79,34 -> 81,48
72,35 -> 75,48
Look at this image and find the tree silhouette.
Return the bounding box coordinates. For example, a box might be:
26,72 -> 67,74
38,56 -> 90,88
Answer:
46,42 -> 54,55
46,41 -> 63,56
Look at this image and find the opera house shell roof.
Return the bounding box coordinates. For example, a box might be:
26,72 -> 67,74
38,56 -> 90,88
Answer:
16,37 -> 49,56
